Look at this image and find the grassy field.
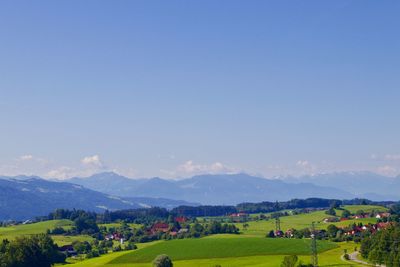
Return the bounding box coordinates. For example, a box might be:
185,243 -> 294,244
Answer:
235,205 -> 386,237
341,205 -> 388,214
7,205 -> 387,267
0,220 -> 72,240
110,237 -> 337,263
0,219 -> 95,246
99,223 -> 142,230
67,238 -> 365,267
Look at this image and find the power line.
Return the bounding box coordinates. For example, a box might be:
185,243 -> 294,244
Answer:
311,222 -> 318,267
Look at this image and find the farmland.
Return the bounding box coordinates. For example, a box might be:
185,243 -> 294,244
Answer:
67,238 -> 363,267
1,204 -> 387,266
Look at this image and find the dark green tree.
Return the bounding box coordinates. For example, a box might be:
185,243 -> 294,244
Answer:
153,254 -> 173,267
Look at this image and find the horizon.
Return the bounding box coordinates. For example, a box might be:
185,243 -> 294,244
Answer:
2,169 -> 399,181
1,1 -> 400,179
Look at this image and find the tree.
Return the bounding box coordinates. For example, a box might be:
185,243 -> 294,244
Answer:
341,209 -> 351,219
281,255 -> 298,267
153,254 -> 173,267
325,208 -> 336,216
327,224 -> 339,238
267,230 -> 275,238
0,234 -> 65,267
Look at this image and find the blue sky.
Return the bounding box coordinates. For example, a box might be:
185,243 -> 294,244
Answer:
1,1 -> 399,179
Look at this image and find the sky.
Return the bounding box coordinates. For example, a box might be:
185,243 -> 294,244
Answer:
0,1 -> 399,179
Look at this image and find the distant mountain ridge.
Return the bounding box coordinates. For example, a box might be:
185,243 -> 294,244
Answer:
2,171 -> 399,220
68,172 -> 367,205
0,176 -> 198,221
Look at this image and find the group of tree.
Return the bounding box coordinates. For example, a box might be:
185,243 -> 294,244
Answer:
360,223 -> 400,266
0,234 -> 65,267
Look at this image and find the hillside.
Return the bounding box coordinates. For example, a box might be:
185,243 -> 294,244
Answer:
0,177 -> 140,221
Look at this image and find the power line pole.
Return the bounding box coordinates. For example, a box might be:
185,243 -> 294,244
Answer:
275,217 -> 281,232
311,222 -> 318,267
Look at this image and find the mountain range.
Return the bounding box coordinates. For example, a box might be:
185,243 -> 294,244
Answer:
1,171 -> 399,221
0,175 -> 197,221
69,171 -> 400,204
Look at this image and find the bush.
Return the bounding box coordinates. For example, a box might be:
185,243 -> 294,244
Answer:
281,255 -> 298,267
153,254 -> 173,267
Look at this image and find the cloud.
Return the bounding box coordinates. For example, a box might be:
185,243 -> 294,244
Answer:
295,160 -> 318,174
296,160 -> 310,167
162,160 -> 238,178
377,165 -> 397,176
19,155 -> 33,161
46,167 -> 74,180
81,155 -> 104,168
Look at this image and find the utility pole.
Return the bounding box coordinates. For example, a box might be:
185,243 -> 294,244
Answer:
275,217 -> 281,232
310,222 -> 318,267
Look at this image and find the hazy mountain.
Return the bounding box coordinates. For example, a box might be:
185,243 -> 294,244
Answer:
0,176 -> 140,221
69,172 -> 355,205
281,171 -> 400,200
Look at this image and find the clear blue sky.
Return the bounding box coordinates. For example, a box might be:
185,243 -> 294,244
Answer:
1,1 -> 399,179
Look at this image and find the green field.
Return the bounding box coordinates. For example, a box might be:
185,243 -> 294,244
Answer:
5,205 -> 386,267
67,238 -> 364,267
99,223 -> 142,230
235,205 -> 385,237
0,219 -> 95,246
111,237 -> 337,263
0,220 -> 72,240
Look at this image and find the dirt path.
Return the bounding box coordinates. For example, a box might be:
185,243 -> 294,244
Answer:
341,251 -> 385,267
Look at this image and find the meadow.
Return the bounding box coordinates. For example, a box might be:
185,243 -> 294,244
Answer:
0,219 -> 94,246
67,238 -> 364,267
235,205 -> 385,237
3,204 -> 386,267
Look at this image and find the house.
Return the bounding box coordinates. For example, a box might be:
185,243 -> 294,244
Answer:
169,231 -> 178,237
323,217 -> 339,223
150,222 -> 170,234
275,230 -> 284,237
178,228 -> 189,234
285,229 -> 295,238
105,232 -> 123,241
59,245 -> 77,257
175,217 -> 187,223
375,212 -> 391,219
229,212 -> 248,217
354,214 -> 368,219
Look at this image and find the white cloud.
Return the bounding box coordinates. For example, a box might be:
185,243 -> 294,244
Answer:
162,160 -> 238,178
81,155 -> 104,168
296,160 -> 310,167
19,154 -> 34,161
377,165 -> 397,176
46,167 -> 74,180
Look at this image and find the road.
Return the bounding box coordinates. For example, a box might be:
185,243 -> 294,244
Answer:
342,251 -> 385,267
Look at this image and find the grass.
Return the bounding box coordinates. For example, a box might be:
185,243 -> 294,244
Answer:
341,205 -> 388,214
0,220 -> 72,240
235,205 -> 386,237
99,223 -> 142,230
67,239 -> 363,267
0,220 -> 95,246
109,237 -> 337,263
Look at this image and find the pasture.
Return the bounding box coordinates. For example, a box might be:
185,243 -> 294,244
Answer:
67,238 -> 365,267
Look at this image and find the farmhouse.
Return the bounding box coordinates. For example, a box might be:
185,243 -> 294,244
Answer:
175,217 -> 187,223
375,212 -> 390,219
59,245 -> 77,257
150,222 -> 170,234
